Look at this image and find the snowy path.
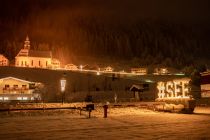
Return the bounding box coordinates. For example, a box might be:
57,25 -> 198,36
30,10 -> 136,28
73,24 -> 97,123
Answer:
0,107 -> 210,140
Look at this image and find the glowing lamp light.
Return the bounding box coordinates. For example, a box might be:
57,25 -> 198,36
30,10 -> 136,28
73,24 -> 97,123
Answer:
145,79 -> 154,83
60,79 -> 66,92
97,71 -> 100,75
80,65 -> 83,71
60,73 -> 67,104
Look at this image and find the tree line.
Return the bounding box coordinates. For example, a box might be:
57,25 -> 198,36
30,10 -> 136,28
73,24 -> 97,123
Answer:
0,0 -> 209,69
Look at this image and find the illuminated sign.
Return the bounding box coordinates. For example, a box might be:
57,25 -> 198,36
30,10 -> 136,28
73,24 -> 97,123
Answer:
157,78 -> 190,99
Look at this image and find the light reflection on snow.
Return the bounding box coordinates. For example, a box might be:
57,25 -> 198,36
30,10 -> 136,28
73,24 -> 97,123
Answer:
0,107 -> 209,139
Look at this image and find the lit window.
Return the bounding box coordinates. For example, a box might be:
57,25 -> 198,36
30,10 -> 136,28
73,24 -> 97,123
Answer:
23,97 -> 28,100
4,97 -> 9,100
5,85 -> 9,89
0,97 -> 3,100
13,85 -> 18,89
22,85 -> 27,89
31,97 -> 34,100
17,97 -> 22,100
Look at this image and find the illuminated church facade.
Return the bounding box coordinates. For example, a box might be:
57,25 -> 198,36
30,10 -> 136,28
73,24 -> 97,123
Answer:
15,36 -> 60,69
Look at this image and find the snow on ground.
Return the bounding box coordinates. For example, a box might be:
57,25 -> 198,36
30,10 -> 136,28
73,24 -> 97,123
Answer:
0,107 -> 210,140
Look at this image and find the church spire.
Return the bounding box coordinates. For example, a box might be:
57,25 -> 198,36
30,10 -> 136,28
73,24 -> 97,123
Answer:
24,35 -> 30,49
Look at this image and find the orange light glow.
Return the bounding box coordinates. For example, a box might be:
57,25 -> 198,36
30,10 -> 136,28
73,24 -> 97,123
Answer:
157,78 -> 190,99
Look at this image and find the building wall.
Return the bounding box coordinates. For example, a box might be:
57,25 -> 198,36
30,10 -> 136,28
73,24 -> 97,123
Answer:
16,56 -> 52,68
0,78 -> 32,94
65,64 -> 78,70
0,55 -> 9,66
51,59 -> 60,69
65,91 -> 133,102
131,68 -> 147,75
201,71 -> 210,98
201,84 -> 210,98
0,78 -> 39,101
15,56 -> 29,67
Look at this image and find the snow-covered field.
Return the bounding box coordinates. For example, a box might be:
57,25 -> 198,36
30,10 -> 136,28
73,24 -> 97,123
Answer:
0,107 -> 210,140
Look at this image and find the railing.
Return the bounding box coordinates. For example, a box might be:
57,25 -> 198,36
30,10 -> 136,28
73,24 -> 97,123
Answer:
2,88 -> 31,94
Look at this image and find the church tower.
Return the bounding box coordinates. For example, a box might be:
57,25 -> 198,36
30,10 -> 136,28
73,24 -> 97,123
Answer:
24,35 -> 30,50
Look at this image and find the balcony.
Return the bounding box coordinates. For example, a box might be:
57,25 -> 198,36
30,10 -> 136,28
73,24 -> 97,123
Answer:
2,88 -> 32,94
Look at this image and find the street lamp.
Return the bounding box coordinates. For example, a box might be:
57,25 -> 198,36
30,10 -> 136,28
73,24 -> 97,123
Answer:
96,71 -> 100,75
80,65 -> 83,71
60,73 -> 67,104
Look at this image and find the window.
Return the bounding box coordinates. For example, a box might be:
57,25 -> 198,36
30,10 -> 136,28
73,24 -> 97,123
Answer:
23,97 -> 28,100
22,85 -> 27,89
39,61 -> 41,66
13,85 -> 18,89
0,97 -> 3,100
46,61 -> 48,66
21,61 -> 23,66
4,97 -> 9,100
5,85 -> 9,89
31,60 -> 33,66
29,83 -> 35,89
17,97 -> 22,100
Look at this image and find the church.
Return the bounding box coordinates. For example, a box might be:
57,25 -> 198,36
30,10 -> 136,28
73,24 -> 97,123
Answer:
15,36 -> 60,69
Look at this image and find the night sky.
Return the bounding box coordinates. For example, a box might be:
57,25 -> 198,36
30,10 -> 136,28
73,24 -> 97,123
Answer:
0,0 -> 210,24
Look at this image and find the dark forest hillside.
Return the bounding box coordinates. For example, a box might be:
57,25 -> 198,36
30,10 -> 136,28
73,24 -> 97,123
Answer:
0,0 -> 210,68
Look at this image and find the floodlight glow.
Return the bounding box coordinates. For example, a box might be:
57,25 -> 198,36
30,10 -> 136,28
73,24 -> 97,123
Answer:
145,79 -> 154,83
80,65 -> 83,71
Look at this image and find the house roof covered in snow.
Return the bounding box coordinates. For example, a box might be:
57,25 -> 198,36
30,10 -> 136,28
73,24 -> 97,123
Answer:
0,54 -> 8,60
201,71 -> 210,85
0,77 -> 35,84
28,50 -> 52,58
130,84 -> 144,92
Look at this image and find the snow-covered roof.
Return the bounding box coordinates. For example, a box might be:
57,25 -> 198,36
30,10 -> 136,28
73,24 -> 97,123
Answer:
201,71 -> 210,76
0,54 -> 8,60
28,50 -> 52,58
173,78 -> 190,82
65,64 -> 77,67
130,84 -> 144,91
0,77 -> 35,84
